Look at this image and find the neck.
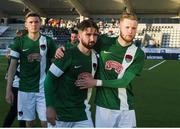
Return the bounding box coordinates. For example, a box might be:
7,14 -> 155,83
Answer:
28,32 -> 40,41
71,41 -> 76,45
118,36 -> 132,47
77,43 -> 91,56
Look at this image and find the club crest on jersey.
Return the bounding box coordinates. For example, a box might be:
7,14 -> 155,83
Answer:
18,111 -> 23,116
40,44 -> 46,51
125,54 -> 133,63
93,63 -> 97,71
105,60 -> 123,74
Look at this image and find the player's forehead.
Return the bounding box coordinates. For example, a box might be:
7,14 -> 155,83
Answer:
121,18 -> 138,27
71,33 -> 77,36
83,27 -> 98,34
26,16 -> 41,22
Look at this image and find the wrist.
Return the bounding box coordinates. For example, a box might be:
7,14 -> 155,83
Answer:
96,80 -> 102,86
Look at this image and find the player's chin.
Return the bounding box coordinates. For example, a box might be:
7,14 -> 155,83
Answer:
125,37 -> 133,42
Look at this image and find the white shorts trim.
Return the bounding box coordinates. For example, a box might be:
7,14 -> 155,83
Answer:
95,105 -> 136,128
48,119 -> 94,128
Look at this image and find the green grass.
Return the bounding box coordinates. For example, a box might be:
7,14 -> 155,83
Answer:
1,56 -> 180,127
134,60 -> 180,127
0,56 -> 13,126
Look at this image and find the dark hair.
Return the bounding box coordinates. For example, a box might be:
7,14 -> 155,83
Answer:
25,12 -> 41,21
77,19 -> 99,32
71,29 -> 78,34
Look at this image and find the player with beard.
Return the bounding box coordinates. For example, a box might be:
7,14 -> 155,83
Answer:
44,19 -> 99,127
75,12 -> 145,127
55,12 -> 145,127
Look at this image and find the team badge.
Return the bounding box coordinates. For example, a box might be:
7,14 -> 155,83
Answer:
125,54 -> 133,63
40,44 -> 46,51
93,63 -> 97,71
18,111 -> 23,116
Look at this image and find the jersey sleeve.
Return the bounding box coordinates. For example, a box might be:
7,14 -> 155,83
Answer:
94,34 -> 117,53
10,37 -> 21,59
101,71 -> 135,88
94,34 -> 105,52
44,51 -> 72,106
101,49 -> 145,88
44,71 -> 57,107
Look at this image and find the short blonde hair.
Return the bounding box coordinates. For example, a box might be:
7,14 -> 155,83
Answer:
25,12 -> 41,21
120,12 -> 138,22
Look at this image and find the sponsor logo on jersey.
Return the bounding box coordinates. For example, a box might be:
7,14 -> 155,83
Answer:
125,54 -> 133,63
40,44 -> 46,51
105,60 -> 123,74
77,72 -> 92,80
27,53 -> 42,62
74,65 -> 82,69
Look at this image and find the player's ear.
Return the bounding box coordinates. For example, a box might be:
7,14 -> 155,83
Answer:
78,32 -> 81,41
24,21 -> 27,29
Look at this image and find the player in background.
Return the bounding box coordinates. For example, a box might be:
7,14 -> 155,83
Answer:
64,29 -> 79,49
4,30 -> 27,127
45,19 -> 99,128
6,12 -> 57,127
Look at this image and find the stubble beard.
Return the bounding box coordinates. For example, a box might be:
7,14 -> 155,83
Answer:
120,32 -> 134,43
81,40 -> 95,49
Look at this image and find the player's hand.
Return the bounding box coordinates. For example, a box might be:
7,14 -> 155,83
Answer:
46,107 -> 57,126
5,87 -> 14,105
55,47 -> 65,59
75,76 -> 97,89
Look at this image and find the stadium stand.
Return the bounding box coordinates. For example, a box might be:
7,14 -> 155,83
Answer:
135,24 -> 180,48
0,26 -> 9,36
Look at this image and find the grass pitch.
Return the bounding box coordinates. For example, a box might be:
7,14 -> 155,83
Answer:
0,56 -> 180,127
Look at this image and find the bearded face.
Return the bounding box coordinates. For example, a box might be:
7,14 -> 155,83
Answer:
80,38 -> 96,49
78,27 -> 98,49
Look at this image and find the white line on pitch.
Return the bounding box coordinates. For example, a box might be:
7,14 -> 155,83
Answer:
148,60 -> 166,70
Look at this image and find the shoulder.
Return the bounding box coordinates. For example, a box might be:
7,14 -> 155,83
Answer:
41,34 -> 53,42
12,35 -> 26,48
14,34 -> 25,42
53,47 -> 74,65
65,47 -> 76,55
41,35 -> 57,49
98,34 -> 117,43
136,47 -> 145,59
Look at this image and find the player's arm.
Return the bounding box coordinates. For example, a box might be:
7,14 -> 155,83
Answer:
44,70 -> 59,126
45,62 -> 65,125
76,51 -> 145,89
76,71 -> 135,89
6,37 -> 20,104
99,50 -> 145,88
45,51 -> 71,106
45,52 -> 71,125
96,71 -> 135,88
6,58 -> 18,104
